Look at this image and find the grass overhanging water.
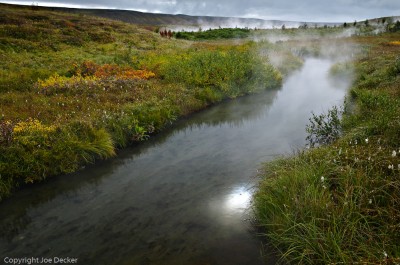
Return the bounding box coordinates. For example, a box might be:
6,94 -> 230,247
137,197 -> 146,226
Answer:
254,31 -> 400,264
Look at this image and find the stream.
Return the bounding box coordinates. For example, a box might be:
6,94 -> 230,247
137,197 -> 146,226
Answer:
0,58 -> 349,265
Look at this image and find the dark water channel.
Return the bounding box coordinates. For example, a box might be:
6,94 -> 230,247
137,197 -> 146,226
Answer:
0,58 -> 349,265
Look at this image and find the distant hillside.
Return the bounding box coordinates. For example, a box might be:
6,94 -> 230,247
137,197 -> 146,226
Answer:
0,3 -> 341,29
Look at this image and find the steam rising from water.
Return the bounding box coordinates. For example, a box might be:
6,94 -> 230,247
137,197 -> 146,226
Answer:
168,17 -> 342,32
254,28 -> 360,81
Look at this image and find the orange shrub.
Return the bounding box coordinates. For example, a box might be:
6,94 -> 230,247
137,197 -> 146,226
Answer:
93,64 -> 120,78
71,61 -> 155,80
70,61 -> 98,77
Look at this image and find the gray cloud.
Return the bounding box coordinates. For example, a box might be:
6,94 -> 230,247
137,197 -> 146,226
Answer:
2,0 -> 400,22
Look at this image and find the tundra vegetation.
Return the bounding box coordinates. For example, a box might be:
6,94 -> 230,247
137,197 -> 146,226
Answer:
254,29 -> 400,264
1,3 -> 400,264
0,5 -> 283,200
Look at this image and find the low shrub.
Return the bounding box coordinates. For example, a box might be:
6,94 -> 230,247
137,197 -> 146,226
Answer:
306,106 -> 342,147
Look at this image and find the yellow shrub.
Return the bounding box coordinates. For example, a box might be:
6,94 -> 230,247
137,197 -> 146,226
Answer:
36,65 -> 155,94
37,74 -> 70,89
37,74 -> 98,91
388,41 -> 400,46
13,118 -> 57,135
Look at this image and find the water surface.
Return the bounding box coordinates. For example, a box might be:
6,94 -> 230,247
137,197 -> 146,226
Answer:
0,58 -> 349,265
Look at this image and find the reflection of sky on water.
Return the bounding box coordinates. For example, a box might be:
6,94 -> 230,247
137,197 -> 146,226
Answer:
208,185 -> 253,229
225,186 -> 251,212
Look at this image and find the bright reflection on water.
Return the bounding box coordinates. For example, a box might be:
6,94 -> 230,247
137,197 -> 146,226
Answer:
0,58 -> 350,265
225,187 -> 251,211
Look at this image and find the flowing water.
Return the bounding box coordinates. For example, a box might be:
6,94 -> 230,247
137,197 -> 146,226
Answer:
0,58 -> 349,265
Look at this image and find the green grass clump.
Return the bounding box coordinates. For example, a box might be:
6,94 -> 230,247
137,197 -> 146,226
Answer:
254,32 -> 400,264
254,144 -> 400,264
0,120 -> 115,200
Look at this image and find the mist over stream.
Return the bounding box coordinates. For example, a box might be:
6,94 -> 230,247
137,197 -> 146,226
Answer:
0,58 -> 350,264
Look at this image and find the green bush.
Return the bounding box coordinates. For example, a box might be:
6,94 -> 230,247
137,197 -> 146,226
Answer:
306,106 -> 342,147
159,46 -> 282,97
175,28 -> 251,40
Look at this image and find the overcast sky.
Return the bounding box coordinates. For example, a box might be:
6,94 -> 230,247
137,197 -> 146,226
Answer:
1,0 -> 400,22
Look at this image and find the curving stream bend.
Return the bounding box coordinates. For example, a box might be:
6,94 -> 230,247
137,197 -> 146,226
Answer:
0,58 -> 350,265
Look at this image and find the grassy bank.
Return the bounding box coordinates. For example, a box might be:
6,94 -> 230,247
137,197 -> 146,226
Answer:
0,5 -> 283,201
253,33 -> 400,263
